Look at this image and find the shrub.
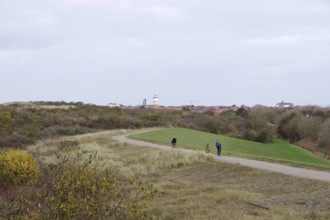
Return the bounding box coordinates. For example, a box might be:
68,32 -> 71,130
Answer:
0,149 -> 40,186
318,119 -> 330,149
18,123 -> 41,138
0,111 -> 13,131
41,125 -> 93,137
7,147 -> 157,219
243,129 -> 257,141
0,134 -> 34,148
57,140 -> 80,151
278,112 -> 302,142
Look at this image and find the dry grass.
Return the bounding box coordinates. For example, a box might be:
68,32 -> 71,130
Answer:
28,130 -> 330,220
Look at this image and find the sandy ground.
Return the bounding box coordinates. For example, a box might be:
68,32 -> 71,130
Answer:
112,133 -> 330,182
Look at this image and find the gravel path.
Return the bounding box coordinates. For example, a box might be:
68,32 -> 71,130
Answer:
113,132 -> 330,182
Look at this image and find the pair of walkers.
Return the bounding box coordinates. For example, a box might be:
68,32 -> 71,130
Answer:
205,140 -> 222,156
172,137 -> 222,156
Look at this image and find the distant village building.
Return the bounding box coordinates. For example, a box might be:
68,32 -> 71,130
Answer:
140,95 -> 160,109
113,95 -> 253,115
276,101 -> 294,108
108,102 -> 121,107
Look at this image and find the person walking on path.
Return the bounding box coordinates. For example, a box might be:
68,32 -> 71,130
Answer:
215,139 -> 222,156
171,137 -> 177,148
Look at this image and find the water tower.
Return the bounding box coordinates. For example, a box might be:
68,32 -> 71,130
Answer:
153,95 -> 159,107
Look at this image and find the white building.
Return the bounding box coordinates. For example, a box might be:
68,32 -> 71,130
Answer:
276,101 -> 294,108
153,95 -> 159,107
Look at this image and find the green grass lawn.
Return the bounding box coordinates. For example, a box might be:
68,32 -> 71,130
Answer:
130,127 -> 330,168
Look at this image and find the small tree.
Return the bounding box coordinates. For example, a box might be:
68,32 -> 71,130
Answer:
236,107 -> 249,118
278,112 -> 302,143
318,119 -> 330,150
245,109 -> 275,143
297,116 -> 322,141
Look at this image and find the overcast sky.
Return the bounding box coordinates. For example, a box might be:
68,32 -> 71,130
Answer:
1,0 -> 329,107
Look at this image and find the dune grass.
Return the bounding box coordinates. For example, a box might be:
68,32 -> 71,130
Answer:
130,127 -> 330,169
25,129 -> 330,220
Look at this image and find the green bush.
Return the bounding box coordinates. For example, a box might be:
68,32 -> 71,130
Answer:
18,123 -> 40,138
0,111 -> 13,131
0,149 -> 40,186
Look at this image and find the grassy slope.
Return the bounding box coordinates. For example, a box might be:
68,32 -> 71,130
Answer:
131,127 -> 330,168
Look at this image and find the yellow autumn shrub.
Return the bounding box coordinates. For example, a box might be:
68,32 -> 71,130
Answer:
7,147 -> 157,219
0,149 -> 40,186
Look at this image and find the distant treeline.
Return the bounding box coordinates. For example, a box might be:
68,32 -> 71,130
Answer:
1,102 -> 330,158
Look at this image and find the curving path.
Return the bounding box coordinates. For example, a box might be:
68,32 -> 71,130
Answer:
112,133 -> 330,182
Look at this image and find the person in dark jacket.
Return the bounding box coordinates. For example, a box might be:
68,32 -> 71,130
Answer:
171,137 -> 177,148
215,139 -> 222,156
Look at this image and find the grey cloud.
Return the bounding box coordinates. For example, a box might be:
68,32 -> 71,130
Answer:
1,0 -> 330,106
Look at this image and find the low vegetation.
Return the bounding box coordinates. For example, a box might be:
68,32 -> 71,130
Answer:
1,101 -> 330,218
1,130 -> 330,219
1,135 -> 157,219
28,131 -> 330,219
1,102 -> 330,160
